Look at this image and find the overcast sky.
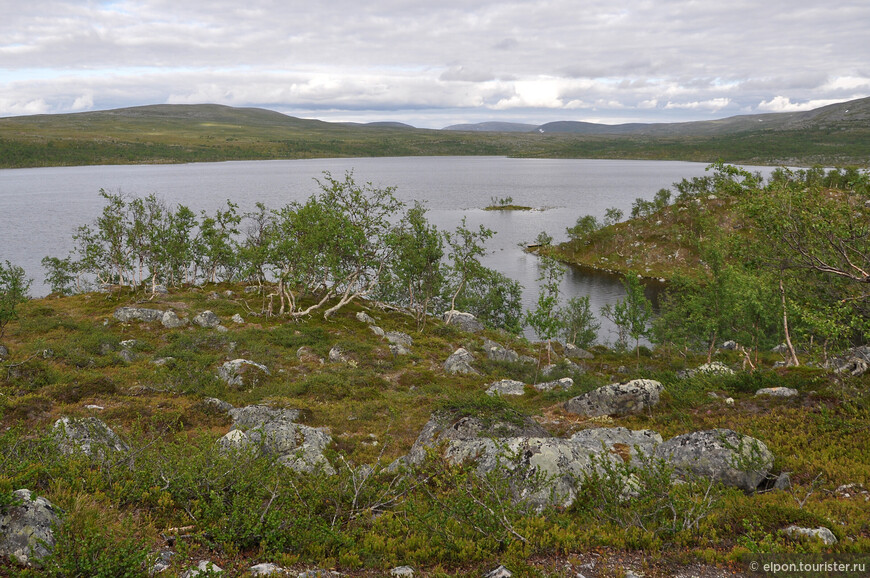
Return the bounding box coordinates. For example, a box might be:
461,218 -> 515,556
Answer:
1,1 -> 868,128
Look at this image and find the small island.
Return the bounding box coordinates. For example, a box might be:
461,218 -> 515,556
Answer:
483,195 -> 533,211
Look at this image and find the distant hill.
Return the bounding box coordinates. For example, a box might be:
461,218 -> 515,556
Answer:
1,98 -> 868,168
443,121 -> 538,132
449,96 -> 870,137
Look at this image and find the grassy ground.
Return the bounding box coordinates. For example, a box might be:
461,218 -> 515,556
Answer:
1,285 -> 869,576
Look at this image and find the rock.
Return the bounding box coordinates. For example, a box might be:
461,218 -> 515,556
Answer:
774,472 -> 792,491
153,284 -> 169,294
356,311 -> 377,324
118,349 -> 136,363
406,411 -> 550,466
328,345 -> 353,364
484,566 -> 513,578
483,339 -> 519,363
218,359 -> 270,388
0,344 -> 8,359
297,570 -> 342,578
113,307 -> 163,323
161,311 -> 187,328
120,339 -> 137,349
0,489 -> 60,567
831,346 -> 870,376
443,310 -> 485,333
443,347 -> 477,374
385,331 -> 413,348
655,429 -> 774,491
755,387 -> 798,397
192,310 -> 221,328
203,397 -> 234,413
152,550 -> 174,573
564,379 -> 663,417
390,344 -> 411,356
219,405 -> 333,474
570,427 -> 663,459
771,343 -> 789,354
532,377 -> 573,392
678,361 -> 735,379
542,359 -> 586,377
721,340 -> 738,350
390,566 -> 414,577
181,560 -> 223,577
250,562 -> 285,575
369,325 -> 385,337
563,343 -> 594,359
53,416 -> 129,458
485,379 -> 526,396
231,313 -> 245,324
783,525 -> 837,545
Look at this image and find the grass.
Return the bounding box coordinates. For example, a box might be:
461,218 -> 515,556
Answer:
1,285 -> 869,576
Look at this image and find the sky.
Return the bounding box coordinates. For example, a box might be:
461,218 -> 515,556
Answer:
1,1 -> 869,129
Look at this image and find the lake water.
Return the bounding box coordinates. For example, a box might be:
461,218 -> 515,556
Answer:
0,157 -> 770,342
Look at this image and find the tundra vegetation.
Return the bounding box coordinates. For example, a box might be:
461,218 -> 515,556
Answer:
1,166 -> 869,576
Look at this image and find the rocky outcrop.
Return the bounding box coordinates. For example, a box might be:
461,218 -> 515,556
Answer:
564,379 -> 663,417
218,359 -> 270,388
485,379 -> 526,396
443,347 -> 477,374
443,310 -> 484,333
655,429 -> 773,492
53,416 -> 129,458
570,427 -> 663,460
113,307 -> 163,323
0,489 -> 60,567
217,405 -> 334,475
192,310 -> 222,328
483,339 -> 519,363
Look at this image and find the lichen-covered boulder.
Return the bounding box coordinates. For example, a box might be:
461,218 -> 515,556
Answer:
483,339 -> 519,363
533,377 -> 573,392
564,379 -> 663,417
161,311 -> 187,328
563,343 -> 594,360
677,361 -> 735,379
53,416 -> 129,458
485,379 -> 526,396
218,405 -> 333,474
0,489 -> 60,567
783,525 -> 838,545
655,428 -> 773,491
443,347 -> 477,374
114,307 -> 163,323
570,427 -> 663,460
192,310 -> 221,328
755,387 -> 799,397
443,310 -> 484,333
218,359 -> 270,388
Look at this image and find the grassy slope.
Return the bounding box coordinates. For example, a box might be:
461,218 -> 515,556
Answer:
1,285 -> 869,575
1,102 -> 869,168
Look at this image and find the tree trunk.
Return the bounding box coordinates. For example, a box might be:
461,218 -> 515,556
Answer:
780,277 -> 800,367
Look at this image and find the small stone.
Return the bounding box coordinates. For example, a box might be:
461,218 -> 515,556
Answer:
725,397 -> 735,405
390,566 -> 414,577
181,560 -> 223,577
0,344 -> 8,359
533,377 -> 573,392
485,379 -> 526,396
192,310 -> 221,328
484,565 -> 512,578
231,313 -> 245,324
85,405 -> 104,411
356,311 -> 376,324
161,310 -> 187,329
216,325 -> 228,333
250,562 -> 285,575
119,349 -> 136,363
774,472 -> 791,491
369,325 -> 385,337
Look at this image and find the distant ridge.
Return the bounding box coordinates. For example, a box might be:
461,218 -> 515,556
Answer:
443,96 -> 870,137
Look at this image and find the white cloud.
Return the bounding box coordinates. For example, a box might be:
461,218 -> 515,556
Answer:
664,98 -> 732,112
757,96 -> 845,113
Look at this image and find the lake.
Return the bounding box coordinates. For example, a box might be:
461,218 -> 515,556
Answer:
0,157 -> 771,343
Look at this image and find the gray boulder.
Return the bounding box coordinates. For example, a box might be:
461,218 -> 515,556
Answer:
564,343 -> 594,360
564,379 -> 663,417
484,566 -> 513,578
250,562 -> 285,575
831,346 -> 870,377
390,567 -> 415,577
369,325 -> 386,338
443,347 -> 477,374
570,427 -> 663,460
783,525 -> 837,545
485,379 -> 526,396
443,310 -> 484,333
218,359 -> 270,388
218,405 -> 334,474
655,429 -> 774,491
0,344 -> 9,359
114,307 -> 163,323
161,311 -> 187,329
231,313 -> 245,324
53,416 -> 129,458
181,560 -> 223,577
541,359 -> 586,377
532,377 -> 573,392
483,339 -> 519,363
0,489 -> 60,567
203,397 -> 234,413
192,310 -> 221,328
677,361 -> 735,379
386,331 -> 413,353
328,345 -> 353,364
755,387 -> 799,397
356,311 -> 377,325
407,411 -> 550,466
